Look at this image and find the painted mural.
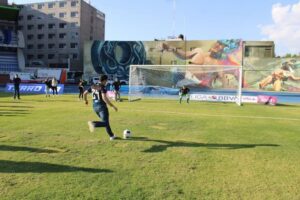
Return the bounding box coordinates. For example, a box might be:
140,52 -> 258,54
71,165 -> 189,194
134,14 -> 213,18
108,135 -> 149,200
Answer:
89,41 -> 146,79
244,58 -> 300,92
84,39 -> 243,81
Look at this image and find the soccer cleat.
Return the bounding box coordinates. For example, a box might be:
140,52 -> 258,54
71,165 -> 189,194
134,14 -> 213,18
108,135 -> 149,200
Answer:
110,135 -> 116,141
87,121 -> 95,133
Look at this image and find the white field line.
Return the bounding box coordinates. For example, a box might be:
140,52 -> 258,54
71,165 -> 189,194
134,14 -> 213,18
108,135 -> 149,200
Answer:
121,108 -> 300,121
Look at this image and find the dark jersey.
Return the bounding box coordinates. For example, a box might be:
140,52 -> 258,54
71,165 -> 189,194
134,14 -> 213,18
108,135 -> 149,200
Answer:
180,87 -> 190,95
13,77 -> 21,87
88,85 -> 107,106
78,81 -> 84,88
113,81 -> 121,91
45,80 -> 52,88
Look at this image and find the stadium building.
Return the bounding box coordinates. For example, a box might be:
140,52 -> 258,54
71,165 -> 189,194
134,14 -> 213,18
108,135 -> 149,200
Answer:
0,0 -> 25,83
17,0 -> 105,72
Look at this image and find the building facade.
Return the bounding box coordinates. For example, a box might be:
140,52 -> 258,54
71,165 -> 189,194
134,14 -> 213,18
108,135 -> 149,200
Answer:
0,0 -> 8,5
18,0 -> 105,71
244,41 -> 275,58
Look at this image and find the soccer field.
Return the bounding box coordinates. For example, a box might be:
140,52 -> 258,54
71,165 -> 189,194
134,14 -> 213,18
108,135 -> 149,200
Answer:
0,93 -> 300,200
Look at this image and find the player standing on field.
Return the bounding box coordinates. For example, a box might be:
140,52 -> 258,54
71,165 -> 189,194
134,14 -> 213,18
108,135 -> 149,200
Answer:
179,85 -> 190,104
78,79 -> 84,100
13,74 -> 21,100
84,75 -> 118,141
112,78 -> 121,102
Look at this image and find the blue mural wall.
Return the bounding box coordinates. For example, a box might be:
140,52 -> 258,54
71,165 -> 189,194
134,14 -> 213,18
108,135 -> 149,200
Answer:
90,41 -> 146,79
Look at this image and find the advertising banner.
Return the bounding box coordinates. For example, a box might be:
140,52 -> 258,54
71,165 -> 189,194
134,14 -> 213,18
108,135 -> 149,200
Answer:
6,84 -> 64,94
190,94 -> 258,103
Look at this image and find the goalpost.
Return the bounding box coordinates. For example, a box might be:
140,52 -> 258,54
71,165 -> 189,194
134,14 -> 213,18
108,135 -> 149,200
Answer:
129,65 -> 243,106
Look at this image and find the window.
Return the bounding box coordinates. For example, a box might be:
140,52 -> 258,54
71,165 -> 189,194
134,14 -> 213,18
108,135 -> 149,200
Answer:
48,33 -> 55,39
38,24 -> 44,30
48,43 -> 55,49
38,34 -> 44,39
59,43 -> 66,48
71,11 -> 79,18
48,23 -> 55,29
27,44 -> 34,49
38,44 -> 44,49
27,34 -> 34,40
38,4 -> 44,9
72,54 -> 78,59
70,22 -> 78,28
37,15 -> 44,20
27,54 -> 34,59
71,1 -> 78,7
18,15 -> 23,20
245,47 -> 250,57
27,25 -> 34,30
37,54 -> 44,59
18,25 -> 23,30
59,1 -> 66,7
48,2 -> 55,8
59,54 -> 68,59
71,32 -> 79,39
59,12 -> 66,18
48,13 -> 55,18
27,15 -> 34,20
59,23 -> 67,29
70,43 -> 78,48
59,33 -> 67,39
48,54 -> 55,59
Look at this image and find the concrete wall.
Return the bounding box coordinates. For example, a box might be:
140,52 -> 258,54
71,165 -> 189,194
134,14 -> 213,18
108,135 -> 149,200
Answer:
79,0 -> 105,71
244,41 -> 275,58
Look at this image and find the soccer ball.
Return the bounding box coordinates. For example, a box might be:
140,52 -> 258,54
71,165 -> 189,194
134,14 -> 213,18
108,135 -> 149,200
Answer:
123,129 -> 131,139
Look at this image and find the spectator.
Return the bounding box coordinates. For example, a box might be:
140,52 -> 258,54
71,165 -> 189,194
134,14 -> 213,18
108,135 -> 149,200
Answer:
13,74 -> 21,100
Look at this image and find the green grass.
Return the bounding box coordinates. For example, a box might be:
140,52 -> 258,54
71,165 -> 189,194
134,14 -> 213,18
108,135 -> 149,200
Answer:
0,93 -> 300,200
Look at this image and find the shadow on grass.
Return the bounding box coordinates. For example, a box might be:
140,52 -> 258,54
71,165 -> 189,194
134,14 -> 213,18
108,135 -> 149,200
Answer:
0,160 -> 113,173
0,145 -> 60,153
0,92 -> 14,98
276,103 -> 299,107
0,101 -> 23,104
127,98 -> 141,102
0,109 -> 29,112
32,99 -> 75,103
0,105 -> 34,108
0,111 -> 30,116
129,137 -> 280,153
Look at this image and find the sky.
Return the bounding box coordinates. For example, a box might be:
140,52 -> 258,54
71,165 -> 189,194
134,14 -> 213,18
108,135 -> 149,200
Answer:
8,0 -> 300,55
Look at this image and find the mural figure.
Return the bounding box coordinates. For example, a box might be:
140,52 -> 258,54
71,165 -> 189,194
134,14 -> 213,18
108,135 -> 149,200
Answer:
159,40 -> 242,89
159,39 -> 242,65
259,60 -> 300,91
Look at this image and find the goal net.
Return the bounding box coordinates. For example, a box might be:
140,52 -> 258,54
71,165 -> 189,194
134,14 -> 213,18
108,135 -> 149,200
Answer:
129,65 -> 243,105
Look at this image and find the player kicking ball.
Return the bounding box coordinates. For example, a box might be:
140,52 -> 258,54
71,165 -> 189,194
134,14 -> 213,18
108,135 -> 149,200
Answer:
179,86 -> 190,104
83,75 -> 118,141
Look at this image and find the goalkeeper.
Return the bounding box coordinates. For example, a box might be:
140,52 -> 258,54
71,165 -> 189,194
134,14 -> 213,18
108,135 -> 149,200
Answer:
179,86 -> 190,104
